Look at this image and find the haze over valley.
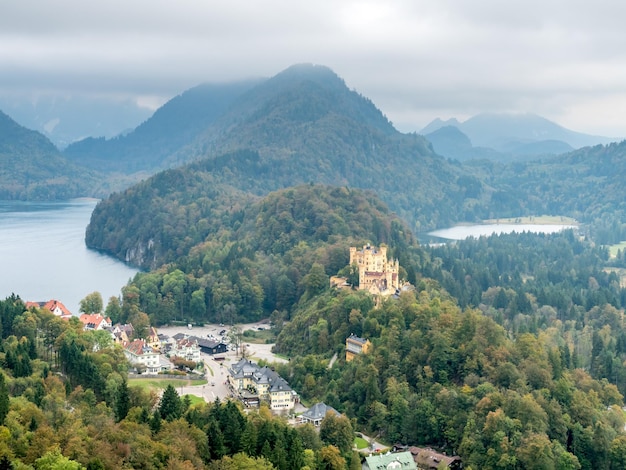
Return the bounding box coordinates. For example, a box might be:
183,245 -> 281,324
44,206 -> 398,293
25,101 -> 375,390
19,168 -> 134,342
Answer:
3,2 -> 626,469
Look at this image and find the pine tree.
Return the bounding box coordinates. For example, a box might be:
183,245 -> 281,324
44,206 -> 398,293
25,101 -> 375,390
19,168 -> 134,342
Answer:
149,410 -> 162,434
158,384 -> 182,421
207,418 -> 226,459
0,374 -> 8,425
115,379 -> 131,422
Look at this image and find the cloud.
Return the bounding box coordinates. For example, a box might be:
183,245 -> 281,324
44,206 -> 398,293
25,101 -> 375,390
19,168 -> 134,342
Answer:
2,0 -> 626,136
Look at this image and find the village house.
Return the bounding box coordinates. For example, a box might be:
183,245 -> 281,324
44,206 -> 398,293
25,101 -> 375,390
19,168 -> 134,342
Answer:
195,337 -> 228,355
362,451 -> 417,470
123,339 -> 162,374
346,333 -> 372,362
409,447 -> 462,470
107,323 -> 135,344
167,334 -> 202,363
228,358 -> 297,411
300,402 -> 340,426
145,326 -> 160,351
78,313 -> 112,331
25,299 -> 72,320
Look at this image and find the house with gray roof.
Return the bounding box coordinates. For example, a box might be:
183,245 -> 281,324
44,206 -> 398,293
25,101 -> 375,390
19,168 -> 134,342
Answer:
300,402 -> 340,426
228,358 -> 297,410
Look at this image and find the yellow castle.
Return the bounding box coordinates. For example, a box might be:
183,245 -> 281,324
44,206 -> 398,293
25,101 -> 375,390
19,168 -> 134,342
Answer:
350,244 -> 400,296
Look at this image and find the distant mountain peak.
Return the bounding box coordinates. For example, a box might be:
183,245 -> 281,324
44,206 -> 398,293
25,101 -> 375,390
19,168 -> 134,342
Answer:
421,112 -> 617,155
420,117 -> 461,135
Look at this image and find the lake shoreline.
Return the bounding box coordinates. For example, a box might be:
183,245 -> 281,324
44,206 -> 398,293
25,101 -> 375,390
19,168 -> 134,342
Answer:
425,220 -> 578,242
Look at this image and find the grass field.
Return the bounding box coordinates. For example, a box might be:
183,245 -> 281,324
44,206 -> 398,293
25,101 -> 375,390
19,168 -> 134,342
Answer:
128,377 -> 207,391
242,328 -> 277,344
607,241 -> 626,258
186,395 -> 205,406
354,437 -> 369,450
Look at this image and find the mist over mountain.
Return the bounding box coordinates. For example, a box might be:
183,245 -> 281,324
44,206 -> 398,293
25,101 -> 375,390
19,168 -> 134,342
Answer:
0,110 -> 106,199
0,94 -> 154,149
424,125 -> 503,161
422,112 -> 618,160
3,62 -> 626,245
63,79 -> 262,173
83,64 -> 472,239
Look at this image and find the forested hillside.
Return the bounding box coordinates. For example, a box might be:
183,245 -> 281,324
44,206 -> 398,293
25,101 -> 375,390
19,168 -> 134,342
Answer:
63,80 -> 261,173
0,111 -> 107,199
4,227 -> 626,468
92,184 -> 415,326
268,228 -> 626,470
467,140 -> 626,243
75,64 -> 484,232
0,295 -> 364,469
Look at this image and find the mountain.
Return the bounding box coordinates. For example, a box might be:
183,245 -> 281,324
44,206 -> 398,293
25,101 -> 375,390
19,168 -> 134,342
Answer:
0,110 -> 106,199
83,63 -> 626,259
424,125 -> 502,161
421,112 -> 617,159
63,79 -> 262,173
0,93 -> 153,149
85,64 -> 477,252
420,117 -> 461,135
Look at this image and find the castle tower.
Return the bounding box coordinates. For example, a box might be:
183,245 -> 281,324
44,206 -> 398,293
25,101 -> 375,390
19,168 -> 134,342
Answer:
349,244 -> 399,296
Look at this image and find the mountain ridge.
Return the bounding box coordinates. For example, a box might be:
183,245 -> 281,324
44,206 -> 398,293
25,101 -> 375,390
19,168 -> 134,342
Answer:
0,110 -> 108,199
421,112 -> 618,158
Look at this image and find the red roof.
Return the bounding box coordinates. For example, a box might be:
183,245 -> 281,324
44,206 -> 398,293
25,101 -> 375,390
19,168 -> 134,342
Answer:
26,299 -> 72,318
44,300 -> 72,316
78,313 -> 111,330
124,339 -> 156,356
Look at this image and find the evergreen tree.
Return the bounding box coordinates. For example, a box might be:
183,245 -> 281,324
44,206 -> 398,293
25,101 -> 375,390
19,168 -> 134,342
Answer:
115,379 -> 131,422
159,384 -> 182,421
207,418 -> 226,460
149,410 -> 162,434
0,374 -> 8,426
240,420 -> 258,456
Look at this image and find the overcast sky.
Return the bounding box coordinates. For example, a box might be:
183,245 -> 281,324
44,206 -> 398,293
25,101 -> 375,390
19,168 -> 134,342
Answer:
2,0 -> 626,137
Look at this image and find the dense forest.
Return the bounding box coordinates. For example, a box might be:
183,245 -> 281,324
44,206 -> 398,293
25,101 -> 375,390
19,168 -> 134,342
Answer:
465,140 -> 626,243
93,184 -> 414,326
0,295 -> 363,469
0,111 -> 110,200
4,62 -> 626,469
271,229 -> 626,469
4,224 -> 626,468
33,185 -> 626,468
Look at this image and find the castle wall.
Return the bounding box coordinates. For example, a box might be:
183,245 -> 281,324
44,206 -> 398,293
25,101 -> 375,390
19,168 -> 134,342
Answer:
350,245 -> 399,295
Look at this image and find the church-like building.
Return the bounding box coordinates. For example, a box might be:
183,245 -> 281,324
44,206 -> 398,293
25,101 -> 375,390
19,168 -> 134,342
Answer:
349,244 -> 400,296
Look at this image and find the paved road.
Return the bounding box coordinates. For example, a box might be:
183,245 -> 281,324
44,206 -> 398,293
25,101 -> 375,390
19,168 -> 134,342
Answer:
158,323 -> 287,403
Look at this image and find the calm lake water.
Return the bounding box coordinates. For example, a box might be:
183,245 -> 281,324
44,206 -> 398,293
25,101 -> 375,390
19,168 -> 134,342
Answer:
427,223 -> 577,241
0,199 -> 139,315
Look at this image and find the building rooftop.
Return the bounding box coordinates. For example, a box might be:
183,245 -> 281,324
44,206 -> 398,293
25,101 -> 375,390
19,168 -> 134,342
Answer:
363,451 -> 417,470
302,402 -> 339,421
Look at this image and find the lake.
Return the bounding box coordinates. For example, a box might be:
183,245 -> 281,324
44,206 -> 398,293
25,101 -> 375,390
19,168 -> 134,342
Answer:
427,223 -> 577,241
0,199 -> 139,315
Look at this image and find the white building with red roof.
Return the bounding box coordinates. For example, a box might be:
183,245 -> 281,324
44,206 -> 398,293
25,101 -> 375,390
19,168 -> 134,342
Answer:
167,335 -> 201,362
123,339 -> 161,374
78,313 -> 112,331
25,299 -> 72,320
